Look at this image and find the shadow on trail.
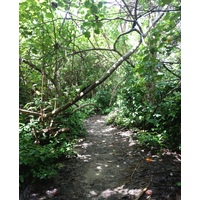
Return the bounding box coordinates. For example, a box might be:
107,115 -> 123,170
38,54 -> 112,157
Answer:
20,115 -> 181,200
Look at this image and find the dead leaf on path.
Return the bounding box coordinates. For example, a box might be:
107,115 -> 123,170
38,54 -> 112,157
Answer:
145,158 -> 154,162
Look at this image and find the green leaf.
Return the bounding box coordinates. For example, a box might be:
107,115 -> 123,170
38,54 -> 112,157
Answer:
143,55 -> 149,62
46,12 -> 54,18
96,21 -> 103,28
90,5 -> 98,14
85,13 -> 90,19
84,0 -> 91,8
98,2 -> 103,8
83,31 -> 91,38
82,21 -> 91,27
58,1 -> 65,8
176,182 -> 181,187
94,29 -> 100,34
150,47 -> 156,54
158,0 -> 173,5
163,13 -> 170,21
136,66 -> 145,74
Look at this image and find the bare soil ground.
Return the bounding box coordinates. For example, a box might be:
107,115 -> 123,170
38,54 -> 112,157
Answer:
20,115 -> 181,200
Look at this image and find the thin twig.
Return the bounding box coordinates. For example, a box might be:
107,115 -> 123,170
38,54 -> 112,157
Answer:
162,62 -> 181,79
121,0 -> 134,19
135,176 -> 152,200
19,108 -> 41,117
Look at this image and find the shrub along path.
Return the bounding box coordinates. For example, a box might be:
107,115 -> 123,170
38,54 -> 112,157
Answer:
20,115 -> 181,200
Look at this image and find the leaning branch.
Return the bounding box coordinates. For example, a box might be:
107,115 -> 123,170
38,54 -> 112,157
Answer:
20,11 -> 167,120
43,38 -> 142,119
44,11 -> 166,119
19,108 -> 42,117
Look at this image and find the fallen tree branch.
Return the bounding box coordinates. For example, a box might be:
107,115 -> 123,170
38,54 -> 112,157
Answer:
19,108 -> 42,117
32,127 -> 40,144
37,127 -> 58,134
54,127 -> 70,137
37,127 -> 69,134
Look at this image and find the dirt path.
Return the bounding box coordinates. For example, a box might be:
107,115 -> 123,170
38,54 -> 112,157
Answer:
20,115 -> 181,200
65,115 -> 139,200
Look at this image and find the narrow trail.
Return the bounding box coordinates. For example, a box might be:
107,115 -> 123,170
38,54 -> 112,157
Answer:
20,115 -> 181,200
73,115 -> 138,199
55,115 -> 139,200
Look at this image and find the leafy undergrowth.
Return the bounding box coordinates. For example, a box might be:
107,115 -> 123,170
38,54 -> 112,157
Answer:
106,106 -> 181,154
19,111 -> 87,189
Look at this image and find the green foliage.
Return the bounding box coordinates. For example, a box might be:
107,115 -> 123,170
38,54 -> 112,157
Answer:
19,0 -> 181,186
107,12 -> 180,150
137,131 -> 164,149
19,139 -> 60,185
19,112 -> 86,187
108,72 -> 181,150
55,111 -> 87,137
75,98 -> 99,118
105,0 -> 181,152
176,182 -> 181,187
108,64 -> 180,151
94,89 -> 112,114
108,59 -> 180,151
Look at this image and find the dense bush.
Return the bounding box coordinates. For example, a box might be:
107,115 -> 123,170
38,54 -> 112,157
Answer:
107,63 -> 181,152
106,9 -> 181,152
19,111 -> 87,188
94,88 -> 112,114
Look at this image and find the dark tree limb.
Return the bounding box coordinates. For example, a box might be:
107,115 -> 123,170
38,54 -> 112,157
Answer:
113,28 -> 142,50
162,62 -> 181,79
121,0 -> 135,19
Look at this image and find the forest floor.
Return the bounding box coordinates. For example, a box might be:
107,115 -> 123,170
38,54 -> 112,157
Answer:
20,115 -> 181,200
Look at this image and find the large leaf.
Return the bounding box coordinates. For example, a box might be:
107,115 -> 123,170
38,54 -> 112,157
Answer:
83,31 -> 91,38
